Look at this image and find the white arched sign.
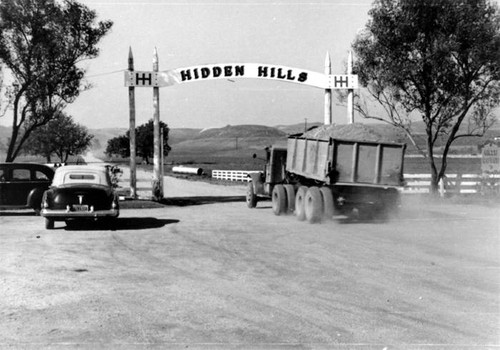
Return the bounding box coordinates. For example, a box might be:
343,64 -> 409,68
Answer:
124,63 -> 358,90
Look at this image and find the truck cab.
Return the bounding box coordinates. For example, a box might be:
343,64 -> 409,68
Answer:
246,146 -> 287,208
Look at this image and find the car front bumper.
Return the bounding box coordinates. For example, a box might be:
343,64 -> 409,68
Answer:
41,208 -> 119,219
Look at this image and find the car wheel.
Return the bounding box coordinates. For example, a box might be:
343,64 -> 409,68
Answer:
45,218 -> 54,230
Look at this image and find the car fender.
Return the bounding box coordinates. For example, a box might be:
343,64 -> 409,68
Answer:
248,172 -> 265,195
27,187 -> 45,209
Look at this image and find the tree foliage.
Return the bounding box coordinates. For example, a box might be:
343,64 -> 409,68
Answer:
24,113 -> 93,163
105,120 -> 171,164
351,0 -> 500,192
0,0 -> 112,161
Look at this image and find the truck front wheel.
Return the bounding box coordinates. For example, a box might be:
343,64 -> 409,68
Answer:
272,184 -> 287,215
246,182 -> 258,208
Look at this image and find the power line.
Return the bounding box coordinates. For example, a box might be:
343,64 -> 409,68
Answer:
85,69 -> 125,78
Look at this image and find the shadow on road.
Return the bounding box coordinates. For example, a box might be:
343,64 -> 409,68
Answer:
0,210 -> 36,216
161,195 -> 246,207
63,217 -> 179,231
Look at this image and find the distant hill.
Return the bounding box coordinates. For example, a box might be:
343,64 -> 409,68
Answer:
171,125 -> 288,156
169,128 -> 202,144
197,124 -> 286,139
275,122 -> 322,135
2,120 -> 500,161
89,127 -> 127,149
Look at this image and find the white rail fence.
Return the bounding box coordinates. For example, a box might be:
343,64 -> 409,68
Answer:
212,170 -> 260,182
212,170 -> 500,195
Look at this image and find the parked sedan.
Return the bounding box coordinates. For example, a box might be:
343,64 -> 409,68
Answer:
0,163 -> 55,214
41,165 -> 119,229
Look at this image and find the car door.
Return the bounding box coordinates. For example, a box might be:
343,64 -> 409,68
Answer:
9,167 -> 32,206
0,167 -> 7,206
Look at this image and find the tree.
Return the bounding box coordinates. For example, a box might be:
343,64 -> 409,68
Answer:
25,113 -> 93,163
106,120 -> 171,164
105,135 -> 130,159
350,0 -> 500,193
0,0 -> 112,162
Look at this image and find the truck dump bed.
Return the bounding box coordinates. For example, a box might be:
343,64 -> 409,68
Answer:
286,136 -> 406,187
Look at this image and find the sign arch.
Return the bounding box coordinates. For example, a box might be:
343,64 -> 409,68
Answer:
125,62 -> 357,90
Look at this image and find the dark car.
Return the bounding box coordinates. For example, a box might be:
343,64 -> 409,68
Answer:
41,165 -> 119,229
0,163 -> 55,214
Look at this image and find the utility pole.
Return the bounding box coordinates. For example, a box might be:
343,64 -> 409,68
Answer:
128,47 -> 137,199
324,52 -> 332,125
347,50 -> 354,124
152,47 -> 162,200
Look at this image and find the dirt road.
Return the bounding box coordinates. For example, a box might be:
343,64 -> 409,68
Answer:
0,177 -> 499,349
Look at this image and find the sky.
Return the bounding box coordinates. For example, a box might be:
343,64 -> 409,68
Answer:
58,0 -> 374,130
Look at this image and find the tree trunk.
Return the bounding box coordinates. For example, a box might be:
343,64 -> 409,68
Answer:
425,116 -> 441,195
429,161 -> 440,194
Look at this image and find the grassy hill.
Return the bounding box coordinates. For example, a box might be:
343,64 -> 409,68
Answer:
2,120 -> 499,168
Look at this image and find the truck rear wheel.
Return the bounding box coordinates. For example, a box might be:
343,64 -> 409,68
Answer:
295,186 -> 308,221
246,182 -> 258,208
284,185 -> 295,213
305,187 -> 323,223
319,187 -> 334,220
272,184 -> 287,215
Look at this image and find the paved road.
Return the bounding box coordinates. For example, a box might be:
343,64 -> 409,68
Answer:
0,177 -> 499,349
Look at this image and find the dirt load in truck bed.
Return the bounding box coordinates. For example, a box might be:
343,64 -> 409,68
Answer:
303,122 -> 404,143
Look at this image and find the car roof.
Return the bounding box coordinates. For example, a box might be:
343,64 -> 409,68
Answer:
54,164 -> 108,173
0,162 -> 52,167
0,162 -> 55,173
52,164 -> 111,186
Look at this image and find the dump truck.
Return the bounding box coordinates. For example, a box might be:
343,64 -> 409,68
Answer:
247,135 -> 406,222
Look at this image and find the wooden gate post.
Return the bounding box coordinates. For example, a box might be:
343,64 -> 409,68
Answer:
347,50 -> 354,124
128,47 -> 137,199
324,52 -> 332,125
152,47 -> 163,200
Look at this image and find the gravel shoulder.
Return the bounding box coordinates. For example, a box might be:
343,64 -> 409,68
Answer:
0,176 -> 499,349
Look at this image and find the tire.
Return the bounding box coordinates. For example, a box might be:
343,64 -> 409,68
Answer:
271,184 -> 287,215
283,184 -> 295,214
319,187 -> 334,220
45,218 -> 54,230
246,182 -> 258,208
294,186 -> 308,221
305,187 -> 323,223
